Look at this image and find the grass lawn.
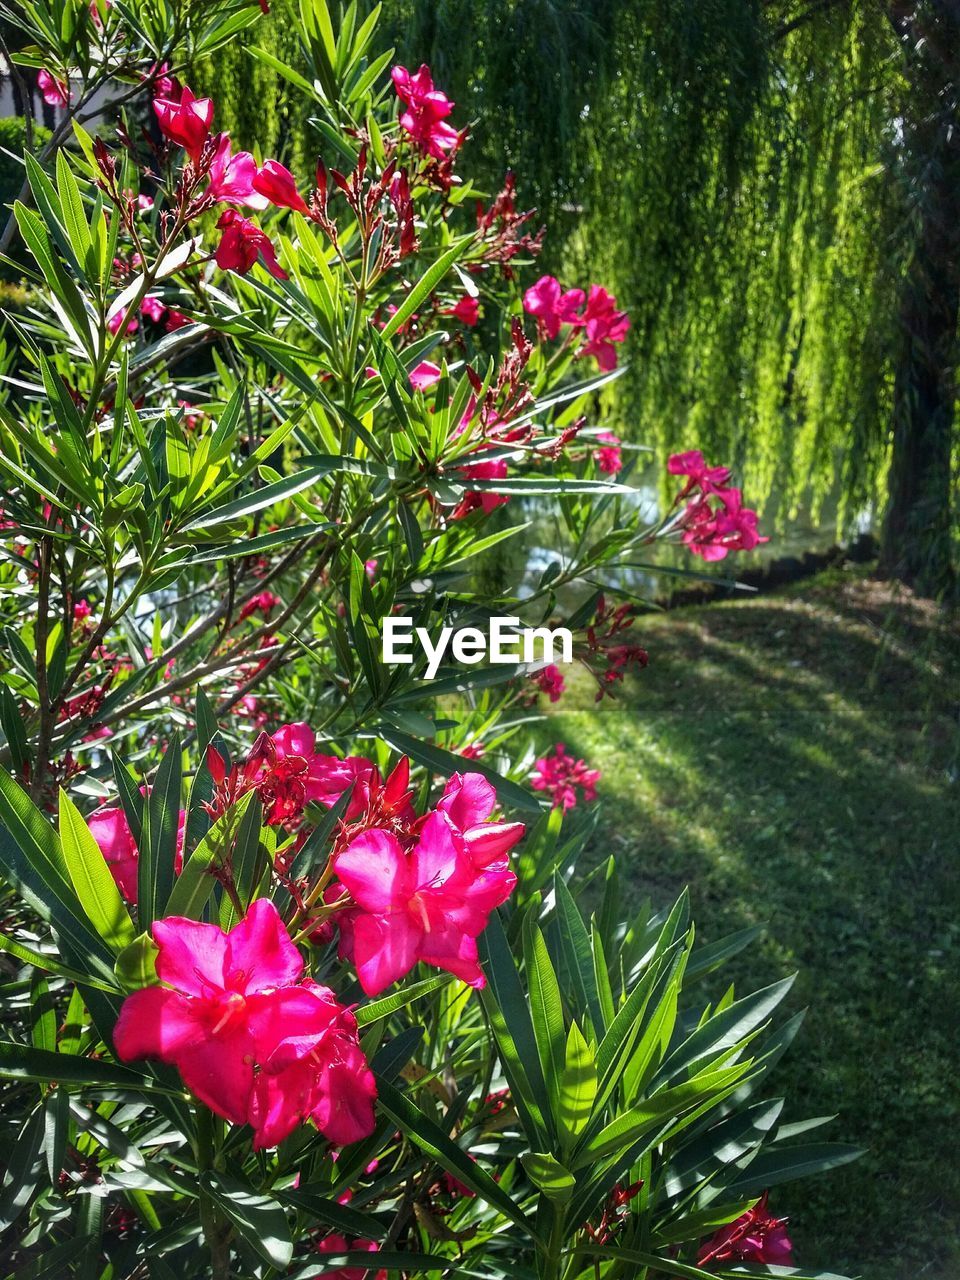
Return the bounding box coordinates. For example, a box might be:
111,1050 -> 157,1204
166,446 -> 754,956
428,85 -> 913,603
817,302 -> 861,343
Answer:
547,566 -> 960,1280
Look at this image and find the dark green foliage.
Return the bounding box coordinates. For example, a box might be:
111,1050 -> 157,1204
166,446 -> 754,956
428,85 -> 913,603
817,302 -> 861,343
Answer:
0,117 -> 53,281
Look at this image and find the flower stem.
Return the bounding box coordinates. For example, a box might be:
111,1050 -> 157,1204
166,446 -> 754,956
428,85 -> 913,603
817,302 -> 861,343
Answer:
196,1105 -> 231,1279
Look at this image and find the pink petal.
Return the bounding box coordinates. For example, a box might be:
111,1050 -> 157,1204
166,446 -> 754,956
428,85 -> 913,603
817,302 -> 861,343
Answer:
272,722 -> 316,757
176,1023 -> 256,1124
437,772 -> 495,828
417,925 -> 485,988
462,821 -> 525,867
410,811 -> 471,894
334,829 -> 412,913
113,987 -> 203,1062
226,898 -> 303,994
153,916 -> 229,996
350,911 -> 420,995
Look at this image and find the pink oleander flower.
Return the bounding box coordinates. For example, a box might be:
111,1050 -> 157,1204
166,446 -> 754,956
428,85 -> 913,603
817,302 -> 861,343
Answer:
446,295 -> 480,327
136,193 -> 154,213
451,449 -> 510,520
147,62 -> 177,100
434,772 -> 525,870
595,432 -> 623,475
530,743 -> 600,810
667,449 -> 731,496
38,69 -> 71,108
697,1193 -> 794,1268
577,286 -> 630,371
681,487 -> 767,562
207,135 -> 267,209
73,599 -> 92,622
114,899 -> 376,1148
207,723 -> 387,830
409,360 -> 442,392
522,275 -> 585,339
140,295 -> 166,324
215,210 -> 287,280
165,309 -> 190,331
153,85 -> 213,162
107,307 -> 138,337
313,1235 -> 386,1280
252,160 -> 309,214
87,804 -> 185,903
247,978 -> 377,1149
333,810 -> 517,994
534,664 -> 566,703
364,559 -> 378,582
391,64 -> 460,159
237,589 -> 281,623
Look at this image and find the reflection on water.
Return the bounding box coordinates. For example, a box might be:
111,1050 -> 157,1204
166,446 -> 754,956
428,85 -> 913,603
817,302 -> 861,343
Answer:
482,459 -> 874,608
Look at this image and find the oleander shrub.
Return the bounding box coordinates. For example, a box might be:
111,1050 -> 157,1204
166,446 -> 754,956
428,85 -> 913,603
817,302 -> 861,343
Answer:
0,2 -> 858,1277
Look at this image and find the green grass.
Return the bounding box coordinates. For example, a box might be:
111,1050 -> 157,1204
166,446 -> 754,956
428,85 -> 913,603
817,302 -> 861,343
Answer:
548,566 -> 960,1280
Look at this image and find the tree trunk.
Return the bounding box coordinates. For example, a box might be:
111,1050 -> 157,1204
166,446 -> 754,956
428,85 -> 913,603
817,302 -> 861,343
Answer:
880,3 -> 960,598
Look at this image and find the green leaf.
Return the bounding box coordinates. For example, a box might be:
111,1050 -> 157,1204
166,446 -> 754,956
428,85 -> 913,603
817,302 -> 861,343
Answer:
166,794 -> 256,920
180,466 -> 332,531
377,725 -> 541,813
558,1022 -> 597,1147
141,733 -> 183,927
58,789 -> 136,952
355,974 -> 452,1026
721,1142 -> 864,1197
374,1077 -> 537,1239
380,239 -> 470,339
0,1042 -> 177,1092
201,1171 -> 293,1269
523,919 -> 565,1129
519,1152 -> 575,1203
0,931 -> 118,992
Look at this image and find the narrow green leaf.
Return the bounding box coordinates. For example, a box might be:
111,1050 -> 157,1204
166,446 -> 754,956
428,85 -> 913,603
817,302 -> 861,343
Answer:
58,790 -> 136,952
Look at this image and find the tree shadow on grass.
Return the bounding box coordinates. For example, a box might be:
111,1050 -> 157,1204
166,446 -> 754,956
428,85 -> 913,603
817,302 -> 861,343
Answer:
549,577 -> 960,1280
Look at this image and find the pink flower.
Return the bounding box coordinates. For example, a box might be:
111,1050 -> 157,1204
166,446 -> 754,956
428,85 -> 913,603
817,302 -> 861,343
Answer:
530,744 -> 600,810
107,307 -> 138,337
237,589 -> 281,623
86,805 -> 185,904
313,1235 -> 386,1280
333,811 -> 517,994
38,69 -> 71,108
451,449 -> 510,520
89,0 -> 111,28
147,62 -> 177,100
153,86 -> 214,162
391,64 -> 460,159
268,724 -> 381,823
577,286 -> 630,371
522,275 -> 584,339
165,309 -> 190,331
595,432 -> 623,475
215,210 -> 287,280
435,772 -> 525,870
446,295 -> 480,327
681,488 -> 767,562
252,160 -> 309,214
247,978 -> 377,1149
73,599 -> 92,622
667,450 -> 731,496
140,295 -> 166,324
409,360 -> 442,392
136,193 -> 154,213
114,899 -> 376,1148
535,664 -> 566,702
207,135 -> 267,209
697,1193 -> 794,1268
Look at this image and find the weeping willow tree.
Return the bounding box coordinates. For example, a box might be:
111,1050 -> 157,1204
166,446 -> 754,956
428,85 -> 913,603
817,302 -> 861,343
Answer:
195,0 -> 958,596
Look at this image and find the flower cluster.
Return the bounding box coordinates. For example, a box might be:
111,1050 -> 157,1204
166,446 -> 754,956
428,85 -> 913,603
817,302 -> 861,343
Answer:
392,64 -> 462,160
668,451 -> 768,561
330,772 -> 523,994
530,743 -> 601,810
523,276 -> 631,370
115,899 -> 376,1149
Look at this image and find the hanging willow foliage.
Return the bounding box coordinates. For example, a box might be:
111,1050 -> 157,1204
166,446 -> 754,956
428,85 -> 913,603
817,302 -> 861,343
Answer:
192,0 -> 952,558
